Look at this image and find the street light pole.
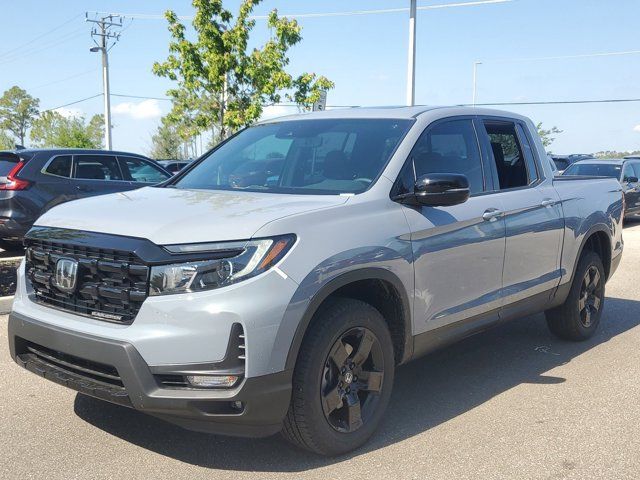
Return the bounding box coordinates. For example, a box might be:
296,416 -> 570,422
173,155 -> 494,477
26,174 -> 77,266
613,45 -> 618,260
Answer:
406,0 -> 417,106
472,61 -> 482,106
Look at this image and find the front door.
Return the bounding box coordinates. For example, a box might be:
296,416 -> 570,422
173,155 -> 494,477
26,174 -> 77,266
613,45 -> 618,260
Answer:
395,118 -> 506,335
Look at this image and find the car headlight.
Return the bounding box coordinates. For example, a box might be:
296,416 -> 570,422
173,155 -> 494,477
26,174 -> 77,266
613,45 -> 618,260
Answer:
149,234 -> 296,296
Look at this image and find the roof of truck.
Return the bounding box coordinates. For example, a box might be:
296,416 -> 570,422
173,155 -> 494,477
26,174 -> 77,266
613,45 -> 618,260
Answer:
259,105 -> 530,122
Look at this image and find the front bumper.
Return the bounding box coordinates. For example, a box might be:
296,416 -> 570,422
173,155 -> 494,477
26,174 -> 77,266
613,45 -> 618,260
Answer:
9,311 -> 292,437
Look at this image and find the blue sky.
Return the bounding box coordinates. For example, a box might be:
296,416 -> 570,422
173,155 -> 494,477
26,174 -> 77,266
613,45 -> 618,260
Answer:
2,0 -> 640,155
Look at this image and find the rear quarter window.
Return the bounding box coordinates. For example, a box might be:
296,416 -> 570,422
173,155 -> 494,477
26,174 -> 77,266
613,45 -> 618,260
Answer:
44,155 -> 72,177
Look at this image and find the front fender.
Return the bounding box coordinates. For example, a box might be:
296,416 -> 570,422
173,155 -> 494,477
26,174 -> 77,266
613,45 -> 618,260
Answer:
269,246 -> 414,374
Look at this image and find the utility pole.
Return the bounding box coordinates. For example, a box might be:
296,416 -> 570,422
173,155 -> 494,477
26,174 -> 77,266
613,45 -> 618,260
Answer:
406,0 -> 417,106
86,13 -> 122,150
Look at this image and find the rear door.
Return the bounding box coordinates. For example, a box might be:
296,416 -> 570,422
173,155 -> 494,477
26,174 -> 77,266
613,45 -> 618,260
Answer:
118,156 -> 172,186
71,154 -> 133,198
477,118 -> 564,308
38,154 -> 76,209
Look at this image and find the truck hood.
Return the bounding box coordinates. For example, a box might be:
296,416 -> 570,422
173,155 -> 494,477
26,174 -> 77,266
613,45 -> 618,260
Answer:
35,187 -> 349,245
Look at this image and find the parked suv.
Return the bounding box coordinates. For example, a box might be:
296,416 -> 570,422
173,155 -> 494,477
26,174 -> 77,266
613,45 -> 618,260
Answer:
0,149 -> 171,249
8,107 -> 623,455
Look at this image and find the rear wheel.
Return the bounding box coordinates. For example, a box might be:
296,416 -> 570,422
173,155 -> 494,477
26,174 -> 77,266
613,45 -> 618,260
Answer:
282,298 -> 395,455
546,251 -> 605,341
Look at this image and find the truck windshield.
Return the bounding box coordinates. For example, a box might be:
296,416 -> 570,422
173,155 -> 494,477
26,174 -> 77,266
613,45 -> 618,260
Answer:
173,118 -> 413,194
563,163 -> 622,178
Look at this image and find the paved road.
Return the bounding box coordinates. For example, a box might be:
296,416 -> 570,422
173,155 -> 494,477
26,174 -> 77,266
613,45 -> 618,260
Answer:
2,224 -> 640,480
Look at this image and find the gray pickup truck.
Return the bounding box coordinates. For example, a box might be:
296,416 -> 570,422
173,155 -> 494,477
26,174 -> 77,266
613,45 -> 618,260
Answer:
9,106 -> 623,455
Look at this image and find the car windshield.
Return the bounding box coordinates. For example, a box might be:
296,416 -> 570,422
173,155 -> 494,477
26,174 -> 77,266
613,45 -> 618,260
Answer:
563,163 -> 622,178
173,118 -> 413,194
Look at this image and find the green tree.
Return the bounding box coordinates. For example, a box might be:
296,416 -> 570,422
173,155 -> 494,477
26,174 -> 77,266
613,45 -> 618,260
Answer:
0,130 -> 14,150
149,117 -> 186,159
153,0 -> 334,142
30,111 -> 104,148
537,122 -> 563,149
0,86 -> 40,146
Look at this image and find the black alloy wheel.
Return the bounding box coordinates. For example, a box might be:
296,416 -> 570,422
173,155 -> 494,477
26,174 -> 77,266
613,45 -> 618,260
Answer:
578,265 -> 603,328
282,298 -> 395,455
320,327 -> 385,433
545,250 -> 606,341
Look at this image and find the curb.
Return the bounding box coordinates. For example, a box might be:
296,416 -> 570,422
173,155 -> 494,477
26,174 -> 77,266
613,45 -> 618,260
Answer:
0,295 -> 13,315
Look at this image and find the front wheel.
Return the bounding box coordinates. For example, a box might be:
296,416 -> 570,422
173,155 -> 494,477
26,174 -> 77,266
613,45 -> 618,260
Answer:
545,251 -> 605,341
282,298 -> 395,455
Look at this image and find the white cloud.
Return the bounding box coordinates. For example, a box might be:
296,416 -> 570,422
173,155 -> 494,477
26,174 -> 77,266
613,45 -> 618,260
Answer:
53,107 -> 82,119
260,104 -> 298,120
633,124 -> 640,133
113,99 -> 162,120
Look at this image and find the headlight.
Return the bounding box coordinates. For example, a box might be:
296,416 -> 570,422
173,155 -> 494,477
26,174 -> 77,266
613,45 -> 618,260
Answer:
149,234 -> 296,296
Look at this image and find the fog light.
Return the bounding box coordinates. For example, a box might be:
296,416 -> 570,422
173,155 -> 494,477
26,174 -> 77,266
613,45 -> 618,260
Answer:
230,401 -> 243,411
186,375 -> 239,388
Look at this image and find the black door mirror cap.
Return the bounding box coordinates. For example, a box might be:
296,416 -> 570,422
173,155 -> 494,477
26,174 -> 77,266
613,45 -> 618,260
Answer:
625,176 -> 639,184
393,173 -> 471,207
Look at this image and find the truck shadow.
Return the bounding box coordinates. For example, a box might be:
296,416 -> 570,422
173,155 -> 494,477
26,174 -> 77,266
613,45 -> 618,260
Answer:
74,296 -> 640,472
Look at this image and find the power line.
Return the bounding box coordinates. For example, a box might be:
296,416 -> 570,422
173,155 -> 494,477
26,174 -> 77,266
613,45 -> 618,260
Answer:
28,68 -> 99,91
462,98 -> 640,106
88,1 -> 512,21
41,94 -> 103,113
0,13 -> 83,60
58,92 -> 640,110
0,28 -> 87,65
483,49 -> 640,64
112,93 -> 172,101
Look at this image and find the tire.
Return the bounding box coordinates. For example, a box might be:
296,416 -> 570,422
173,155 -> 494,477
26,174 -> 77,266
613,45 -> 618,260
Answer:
282,298 -> 395,456
545,251 -> 605,341
0,239 -> 23,252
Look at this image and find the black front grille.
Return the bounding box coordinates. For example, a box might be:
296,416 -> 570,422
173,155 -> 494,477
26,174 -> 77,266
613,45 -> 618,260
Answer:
25,239 -> 149,324
16,340 -> 131,407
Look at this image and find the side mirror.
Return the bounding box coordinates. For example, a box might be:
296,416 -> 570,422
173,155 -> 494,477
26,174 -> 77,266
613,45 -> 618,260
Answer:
625,176 -> 639,184
395,173 -> 470,207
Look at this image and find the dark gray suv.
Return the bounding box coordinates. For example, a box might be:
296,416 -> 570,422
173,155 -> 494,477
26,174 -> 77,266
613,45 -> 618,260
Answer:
0,149 -> 171,249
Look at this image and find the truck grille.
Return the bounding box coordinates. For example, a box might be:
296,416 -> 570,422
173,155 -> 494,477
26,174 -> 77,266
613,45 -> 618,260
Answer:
24,239 -> 149,324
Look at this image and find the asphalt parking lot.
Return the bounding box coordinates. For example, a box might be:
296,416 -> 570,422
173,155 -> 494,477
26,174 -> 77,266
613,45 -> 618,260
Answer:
1,223 -> 639,480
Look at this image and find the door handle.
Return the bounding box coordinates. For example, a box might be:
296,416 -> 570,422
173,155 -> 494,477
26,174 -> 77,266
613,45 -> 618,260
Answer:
76,185 -> 91,192
482,208 -> 503,221
541,199 -> 556,207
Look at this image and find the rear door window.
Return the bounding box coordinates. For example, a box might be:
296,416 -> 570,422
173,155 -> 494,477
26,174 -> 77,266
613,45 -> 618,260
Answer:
44,155 -> 72,177
73,155 -> 123,181
119,156 -> 171,183
482,121 -> 532,190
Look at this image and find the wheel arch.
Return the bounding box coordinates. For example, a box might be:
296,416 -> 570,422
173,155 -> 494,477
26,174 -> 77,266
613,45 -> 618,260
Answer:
284,268 -> 413,371
574,225 -> 612,282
